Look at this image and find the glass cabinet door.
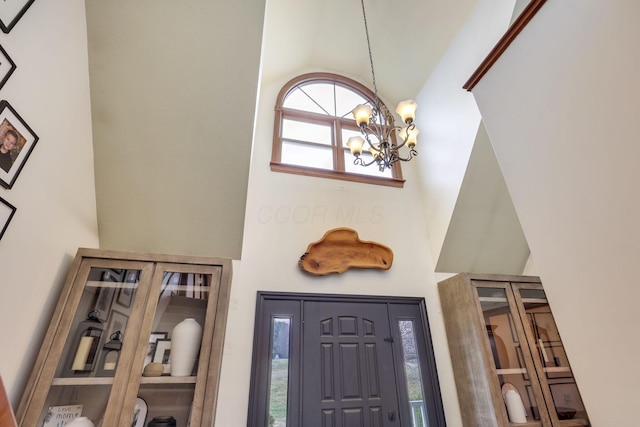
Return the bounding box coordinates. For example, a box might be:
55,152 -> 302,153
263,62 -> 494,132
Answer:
32,260 -> 151,427
120,263 -> 222,427
475,285 -> 551,426
513,286 -> 590,426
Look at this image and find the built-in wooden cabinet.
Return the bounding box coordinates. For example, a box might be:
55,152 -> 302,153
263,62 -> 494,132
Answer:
16,248 -> 232,427
438,273 -> 589,426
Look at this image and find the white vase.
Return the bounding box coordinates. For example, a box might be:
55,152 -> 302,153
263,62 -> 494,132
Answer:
66,417 -> 95,427
170,318 -> 202,376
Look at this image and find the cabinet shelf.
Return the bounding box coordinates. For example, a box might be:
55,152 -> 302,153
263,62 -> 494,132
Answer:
140,376 -> 197,385
479,296 -> 508,303
496,368 -> 527,375
52,377 -> 114,386
543,366 -> 571,374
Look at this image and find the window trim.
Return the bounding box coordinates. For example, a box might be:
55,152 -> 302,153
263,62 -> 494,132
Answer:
271,72 -> 405,188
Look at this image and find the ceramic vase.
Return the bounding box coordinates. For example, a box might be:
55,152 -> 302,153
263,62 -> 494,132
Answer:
504,389 -> 527,423
170,318 -> 202,376
66,417 -> 95,427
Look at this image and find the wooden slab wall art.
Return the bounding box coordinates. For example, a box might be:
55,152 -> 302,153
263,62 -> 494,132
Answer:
299,227 -> 393,275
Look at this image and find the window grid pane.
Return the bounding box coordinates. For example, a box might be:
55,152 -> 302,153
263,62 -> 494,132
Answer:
283,88 -> 327,115
282,141 -> 333,170
335,85 -> 368,118
297,82 -> 336,116
282,119 -> 332,145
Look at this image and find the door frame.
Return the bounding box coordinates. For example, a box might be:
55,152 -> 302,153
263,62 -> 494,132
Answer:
246,292 -> 447,427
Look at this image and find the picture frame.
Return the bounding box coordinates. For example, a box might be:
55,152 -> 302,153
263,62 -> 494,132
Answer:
116,270 -> 138,308
0,100 -> 38,189
131,397 -> 147,427
104,310 -> 128,346
144,331 -> 168,367
0,0 -> 36,33
92,269 -> 122,322
0,46 -> 16,91
153,339 -> 171,374
0,196 -> 16,241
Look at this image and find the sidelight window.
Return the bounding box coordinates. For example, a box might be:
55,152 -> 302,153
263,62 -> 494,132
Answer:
399,320 -> 428,427
268,317 -> 291,427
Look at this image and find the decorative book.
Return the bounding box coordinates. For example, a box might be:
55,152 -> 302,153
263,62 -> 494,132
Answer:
42,405 -> 83,427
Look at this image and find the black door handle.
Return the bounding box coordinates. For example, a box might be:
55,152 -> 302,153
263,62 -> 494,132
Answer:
388,410 -> 396,421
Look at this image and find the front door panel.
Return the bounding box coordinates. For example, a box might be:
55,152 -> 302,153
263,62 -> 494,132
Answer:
303,301 -> 400,427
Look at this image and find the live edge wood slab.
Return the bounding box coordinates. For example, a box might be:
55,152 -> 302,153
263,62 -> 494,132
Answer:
299,227 -> 394,275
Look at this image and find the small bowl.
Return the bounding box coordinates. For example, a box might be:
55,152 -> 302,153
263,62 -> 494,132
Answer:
142,362 -> 164,377
556,407 -> 576,420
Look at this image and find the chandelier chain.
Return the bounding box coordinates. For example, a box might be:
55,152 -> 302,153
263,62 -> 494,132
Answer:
360,0 -> 379,107
348,0 -> 418,172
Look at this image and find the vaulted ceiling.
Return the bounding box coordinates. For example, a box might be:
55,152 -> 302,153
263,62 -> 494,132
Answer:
85,0 -> 477,259
86,0 -> 528,272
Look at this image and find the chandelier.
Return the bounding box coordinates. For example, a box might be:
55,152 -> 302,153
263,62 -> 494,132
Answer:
347,0 -> 419,172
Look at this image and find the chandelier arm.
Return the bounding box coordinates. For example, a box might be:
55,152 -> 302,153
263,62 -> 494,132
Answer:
353,156 -> 381,168
392,123 -> 417,150
392,148 -> 418,162
362,134 -> 383,156
392,132 -> 409,150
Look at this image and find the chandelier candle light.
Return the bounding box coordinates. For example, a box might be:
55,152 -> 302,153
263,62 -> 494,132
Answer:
347,0 -> 419,172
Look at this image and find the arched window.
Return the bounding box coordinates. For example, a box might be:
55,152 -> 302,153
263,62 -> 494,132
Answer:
271,73 -> 404,187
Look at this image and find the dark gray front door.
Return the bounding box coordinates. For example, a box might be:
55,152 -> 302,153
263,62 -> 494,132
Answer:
302,301 -> 400,427
246,293 -> 446,427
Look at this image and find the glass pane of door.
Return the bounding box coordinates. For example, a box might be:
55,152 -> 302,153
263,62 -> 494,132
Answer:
398,320 -> 427,427
136,268 -> 215,426
477,287 -> 544,424
41,267 -> 141,425
268,317 -> 291,427
517,288 -> 589,423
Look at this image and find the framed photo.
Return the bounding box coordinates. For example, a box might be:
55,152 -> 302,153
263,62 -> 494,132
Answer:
42,404 -> 82,427
93,270 -> 120,322
101,269 -> 123,282
0,196 -> 15,241
116,270 -> 138,308
0,46 -> 16,91
0,0 -> 36,33
105,310 -> 128,345
145,332 -> 168,367
0,101 -> 38,189
153,339 -> 171,374
131,397 -> 147,427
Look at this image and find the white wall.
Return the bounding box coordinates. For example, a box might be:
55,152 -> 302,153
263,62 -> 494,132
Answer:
214,70 -> 462,426
473,1 -> 640,424
0,0 -> 99,405
414,0 -> 516,264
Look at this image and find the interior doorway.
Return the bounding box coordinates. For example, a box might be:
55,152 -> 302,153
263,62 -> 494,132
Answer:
247,293 -> 446,427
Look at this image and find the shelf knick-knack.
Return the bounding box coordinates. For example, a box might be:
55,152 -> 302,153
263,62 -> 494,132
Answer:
64,311 -> 104,376
65,416 -> 95,427
96,331 -> 123,377
170,318 -> 202,376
